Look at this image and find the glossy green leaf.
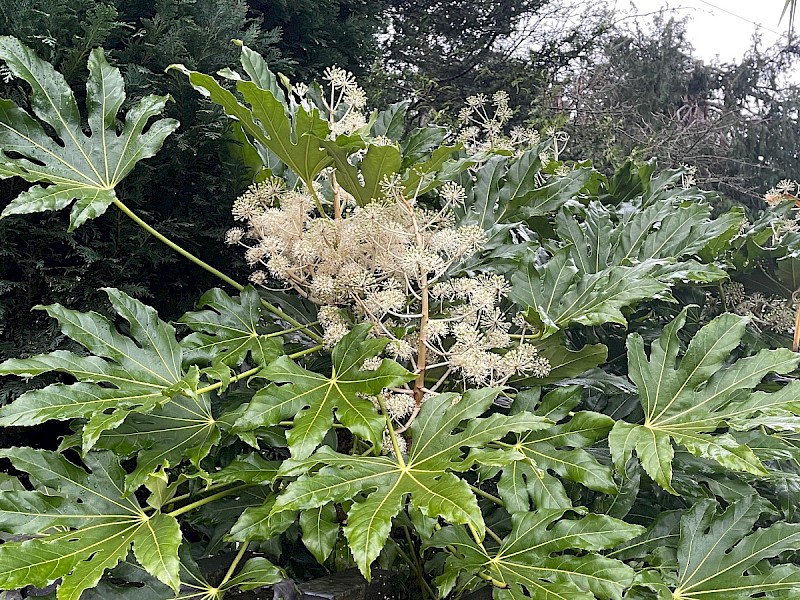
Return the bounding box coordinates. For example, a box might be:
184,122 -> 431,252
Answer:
235,324 -> 414,459
666,494 -> 800,599
0,288 -> 196,454
371,101 -> 409,140
609,310 -> 800,492
170,45 -> 331,184
320,140 -> 402,206
517,335 -> 608,385
517,166 -> 594,218
272,389 -> 551,578
93,391 -> 221,492
498,410 -> 617,511
224,557 -> 285,592
428,509 -> 644,600
300,503 -> 340,564
556,198 -> 735,284
207,453 -> 280,486
453,154 -> 590,261
400,125 -> 448,165
178,286 -> 283,368
228,495 -> 296,542
511,248 -> 667,337
0,449 -> 181,599
0,37 -> 177,230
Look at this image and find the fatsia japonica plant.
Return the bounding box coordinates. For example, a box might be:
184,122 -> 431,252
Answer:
1,34 -> 800,600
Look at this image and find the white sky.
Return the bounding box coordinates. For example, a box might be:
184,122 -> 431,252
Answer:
624,0 -> 788,62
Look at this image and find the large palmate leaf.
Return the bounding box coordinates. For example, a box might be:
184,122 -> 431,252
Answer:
510,247 -> 667,338
609,310 -> 800,493
555,199 -> 737,284
455,151 -> 592,260
170,44 -> 331,184
427,509 -> 644,600
271,389 -> 551,578
0,288 -> 195,454
0,37 -> 177,230
0,449 -> 181,600
637,494 -> 800,599
498,387 -> 617,511
235,324 -> 414,459
178,286 -> 283,368
91,387 -> 222,492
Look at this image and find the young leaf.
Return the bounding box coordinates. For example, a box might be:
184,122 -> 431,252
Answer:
609,310 -> 800,492
371,100 -> 410,140
235,324 -> 415,459
427,510 -> 644,600
0,37 -> 178,230
0,449 -> 181,599
320,140 -> 402,206
178,286 -> 284,368
0,288 -> 196,454
664,494 -> 800,599
272,389 -> 551,579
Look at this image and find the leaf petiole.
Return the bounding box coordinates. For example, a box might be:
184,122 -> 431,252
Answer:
477,571 -> 509,589
167,483 -> 252,518
218,543 -> 249,589
399,527 -> 436,600
469,484 -> 504,507
112,197 -> 324,343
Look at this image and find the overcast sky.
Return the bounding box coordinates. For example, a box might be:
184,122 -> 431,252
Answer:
625,0 -> 788,62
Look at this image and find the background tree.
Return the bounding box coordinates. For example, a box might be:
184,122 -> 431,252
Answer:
536,14 -> 800,207
367,0 -> 614,124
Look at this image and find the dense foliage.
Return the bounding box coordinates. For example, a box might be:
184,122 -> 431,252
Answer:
0,35 -> 800,600
0,0 -> 384,368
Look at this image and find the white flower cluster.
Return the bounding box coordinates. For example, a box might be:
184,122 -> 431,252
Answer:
681,164 -> 698,189
765,179 -> 799,206
382,429 -> 408,456
428,275 -> 551,385
457,90 -> 539,155
227,175 -> 493,349
225,70 -> 553,392
322,66 -> 368,137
